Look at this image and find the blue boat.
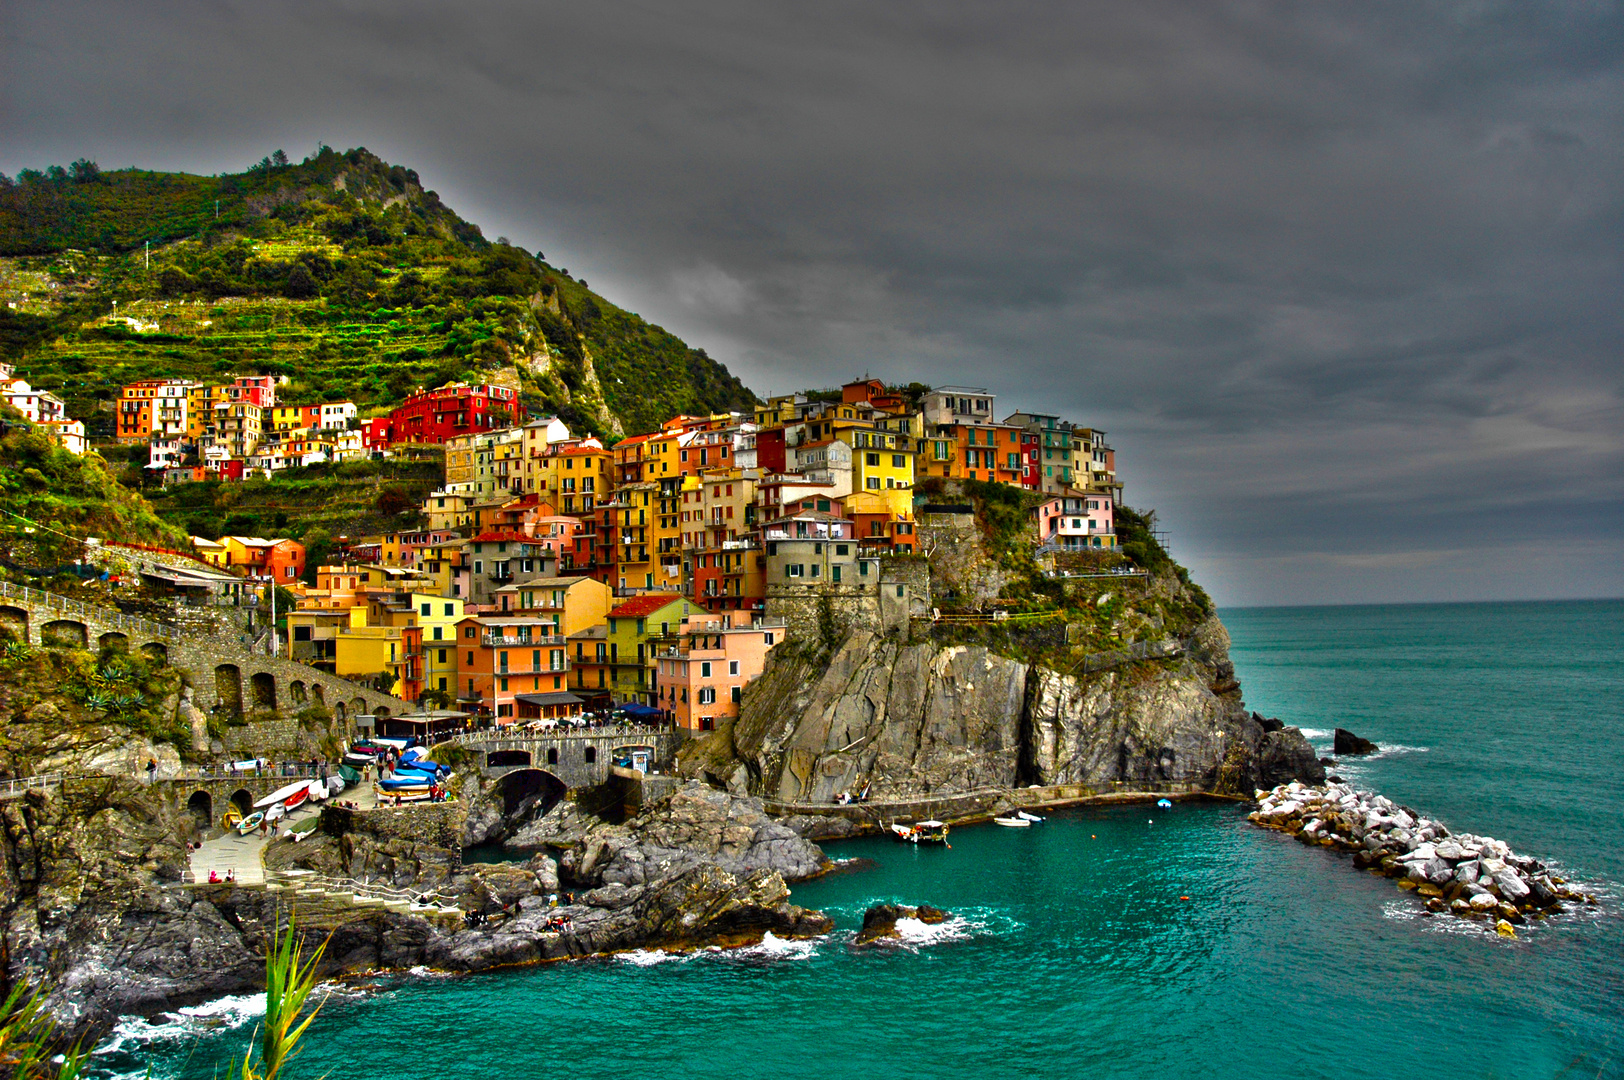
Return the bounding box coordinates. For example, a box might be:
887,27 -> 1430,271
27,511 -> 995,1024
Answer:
378,775 -> 435,790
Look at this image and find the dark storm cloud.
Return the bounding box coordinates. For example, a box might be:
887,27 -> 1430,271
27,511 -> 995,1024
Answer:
5,0 -> 1621,604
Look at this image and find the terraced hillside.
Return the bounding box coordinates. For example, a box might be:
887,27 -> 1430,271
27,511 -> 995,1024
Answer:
0,147 -> 756,440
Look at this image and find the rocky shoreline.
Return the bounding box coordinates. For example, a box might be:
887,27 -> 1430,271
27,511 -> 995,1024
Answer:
1251,782 -> 1597,935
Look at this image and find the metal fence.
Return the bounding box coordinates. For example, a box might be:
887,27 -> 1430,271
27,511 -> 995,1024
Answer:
0,773 -> 69,800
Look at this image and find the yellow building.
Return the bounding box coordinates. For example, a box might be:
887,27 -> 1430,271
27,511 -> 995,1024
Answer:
333,616 -> 420,699
495,576 -> 613,638
840,427 -> 915,494
611,482 -> 658,591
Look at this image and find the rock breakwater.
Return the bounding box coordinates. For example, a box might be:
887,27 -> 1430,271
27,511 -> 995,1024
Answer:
1251,782 -> 1596,936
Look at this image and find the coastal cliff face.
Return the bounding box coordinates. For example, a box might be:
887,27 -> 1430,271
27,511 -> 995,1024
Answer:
684,607 -> 1322,803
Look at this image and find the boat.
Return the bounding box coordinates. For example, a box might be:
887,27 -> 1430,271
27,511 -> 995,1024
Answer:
378,775 -> 434,791
236,811 -> 264,835
341,753 -> 375,770
306,779 -> 326,803
325,774 -> 346,796
374,784 -> 432,802
891,820 -> 951,844
254,780 -> 312,809
283,786 -> 309,811
1017,810 -> 1045,823
1156,798 -> 1173,809
994,815 -> 1031,827
222,808 -> 242,829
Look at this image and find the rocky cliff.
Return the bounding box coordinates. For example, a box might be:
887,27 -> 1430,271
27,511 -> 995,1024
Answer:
683,602 -> 1322,803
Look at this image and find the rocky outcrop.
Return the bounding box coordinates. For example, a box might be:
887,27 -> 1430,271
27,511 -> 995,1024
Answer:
1251,782 -> 1595,934
687,613 -> 1323,802
854,902 -> 948,945
1333,728 -> 1379,755
548,782 -> 830,887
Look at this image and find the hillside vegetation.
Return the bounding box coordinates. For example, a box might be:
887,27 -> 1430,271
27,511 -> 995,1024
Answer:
0,146 -> 755,439
0,427 -> 188,564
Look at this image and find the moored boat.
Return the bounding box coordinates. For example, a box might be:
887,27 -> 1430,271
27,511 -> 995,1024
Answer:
283,786 -> 309,811
891,820 -> 951,844
994,815 -> 1031,827
1017,810 -> 1045,823
236,811 -> 264,835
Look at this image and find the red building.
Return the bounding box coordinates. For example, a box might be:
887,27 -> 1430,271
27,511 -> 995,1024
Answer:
375,383 -> 526,447
1020,431 -> 1041,489
755,427 -> 787,473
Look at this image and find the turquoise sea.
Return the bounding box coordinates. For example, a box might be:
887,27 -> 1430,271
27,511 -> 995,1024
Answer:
97,600 -> 1624,1080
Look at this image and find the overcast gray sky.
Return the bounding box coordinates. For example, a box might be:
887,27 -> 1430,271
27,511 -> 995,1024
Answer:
4,0 -> 1621,606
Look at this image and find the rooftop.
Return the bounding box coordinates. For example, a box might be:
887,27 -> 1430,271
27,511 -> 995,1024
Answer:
607,593 -> 686,619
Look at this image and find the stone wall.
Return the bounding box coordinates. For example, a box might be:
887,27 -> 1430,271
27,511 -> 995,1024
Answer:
878,555 -> 931,631
765,582 -> 883,645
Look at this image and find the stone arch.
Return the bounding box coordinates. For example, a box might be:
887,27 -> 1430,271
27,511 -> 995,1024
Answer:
546,746 -> 559,765
584,746 -> 597,764
186,790 -> 212,831
495,768 -> 567,817
311,683 -> 326,706
334,700 -> 347,722
140,641 -> 169,665
97,631 -> 129,654
488,749 -> 531,768
250,672 -> 276,711
215,664 -> 242,717
41,620 -> 87,649
290,680 -> 307,705
228,788 -> 254,817
350,698 -> 367,722
0,606 -> 29,643
374,705 -> 391,720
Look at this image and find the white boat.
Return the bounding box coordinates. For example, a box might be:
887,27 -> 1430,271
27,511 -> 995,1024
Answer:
1017,810 -> 1045,823
254,780 -> 312,809
307,780 -> 327,803
993,816 -> 1031,827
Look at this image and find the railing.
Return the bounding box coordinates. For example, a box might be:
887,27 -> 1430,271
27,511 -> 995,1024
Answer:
0,580 -> 181,640
483,634 -> 565,647
498,662 -> 570,674
454,723 -> 672,746
0,773 -> 69,800
177,762 -> 332,780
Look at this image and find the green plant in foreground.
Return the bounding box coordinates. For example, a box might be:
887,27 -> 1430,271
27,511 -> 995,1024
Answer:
231,914 -> 329,1080
0,979 -> 89,1079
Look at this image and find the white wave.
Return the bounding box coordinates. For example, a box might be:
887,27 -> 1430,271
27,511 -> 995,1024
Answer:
1296,728 -> 1334,739
893,915 -> 977,949
616,948 -> 687,967
1363,744 -> 1428,759
95,992 -> 267,1058
730,931 -> 816,961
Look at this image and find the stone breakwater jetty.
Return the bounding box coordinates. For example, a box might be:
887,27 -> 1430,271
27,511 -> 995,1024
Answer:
1250,782 -> 1597,937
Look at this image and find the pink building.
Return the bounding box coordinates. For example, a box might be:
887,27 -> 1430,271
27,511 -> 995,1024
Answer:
1052,494 -> 1116,550
654,614 -> 788,732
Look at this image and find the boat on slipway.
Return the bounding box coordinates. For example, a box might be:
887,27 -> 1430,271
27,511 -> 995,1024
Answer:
254,780 -> 313,809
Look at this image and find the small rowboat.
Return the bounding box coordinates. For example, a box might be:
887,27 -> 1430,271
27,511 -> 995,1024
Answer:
1156,799 -> 1173,810
283,786 -> 309,811
1017,810 -> 1045,823
993,816 -> 1031,827
236,811 -> 264,835
374,784 -> 432,802
222,808 -> 242,829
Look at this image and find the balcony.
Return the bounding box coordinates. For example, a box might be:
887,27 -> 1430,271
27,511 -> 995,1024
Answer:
497,660 -> 571,675
483,633 -> 566,647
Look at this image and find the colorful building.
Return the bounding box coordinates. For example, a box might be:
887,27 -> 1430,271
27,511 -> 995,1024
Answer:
654,614 -> 788,731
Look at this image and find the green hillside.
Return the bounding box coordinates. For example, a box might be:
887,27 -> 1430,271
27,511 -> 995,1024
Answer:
0,146 -> 756,439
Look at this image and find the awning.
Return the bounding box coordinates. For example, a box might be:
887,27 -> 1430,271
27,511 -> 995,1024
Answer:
615,702 -> 662,719
514,692 -> 584,707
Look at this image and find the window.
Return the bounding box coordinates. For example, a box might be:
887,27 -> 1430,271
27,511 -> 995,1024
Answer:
466,651 -> 474,665
893,454 -> 905,468
731,686 -> 742,704
866,452 -> 880,467
811,565 -> 821,579
832,565 -> 841,583
859,560 -> 870,576
584,747 -> 596,763
729,660 -> 739,676
438,648 -> 447,663
817,499 -> 830,512
701,661 -> 712,677
786,565 -> 803,578
499,677 -> 508,691
866,477 -> 881,489
698,687 -> 716,705
764,632 -> 775,645
835,544 -> 849,556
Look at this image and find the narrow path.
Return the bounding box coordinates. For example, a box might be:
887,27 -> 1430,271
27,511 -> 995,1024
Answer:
188,803 -> 326,884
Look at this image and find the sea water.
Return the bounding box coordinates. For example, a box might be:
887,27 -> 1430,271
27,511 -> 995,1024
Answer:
95,600 -> 1624,1080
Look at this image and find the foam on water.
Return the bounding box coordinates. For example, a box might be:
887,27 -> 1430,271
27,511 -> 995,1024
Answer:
616,948 -> 687,967
729,931 -> 818,961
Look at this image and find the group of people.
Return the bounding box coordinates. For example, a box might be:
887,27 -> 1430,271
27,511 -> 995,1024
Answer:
205,868 -> 235,883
